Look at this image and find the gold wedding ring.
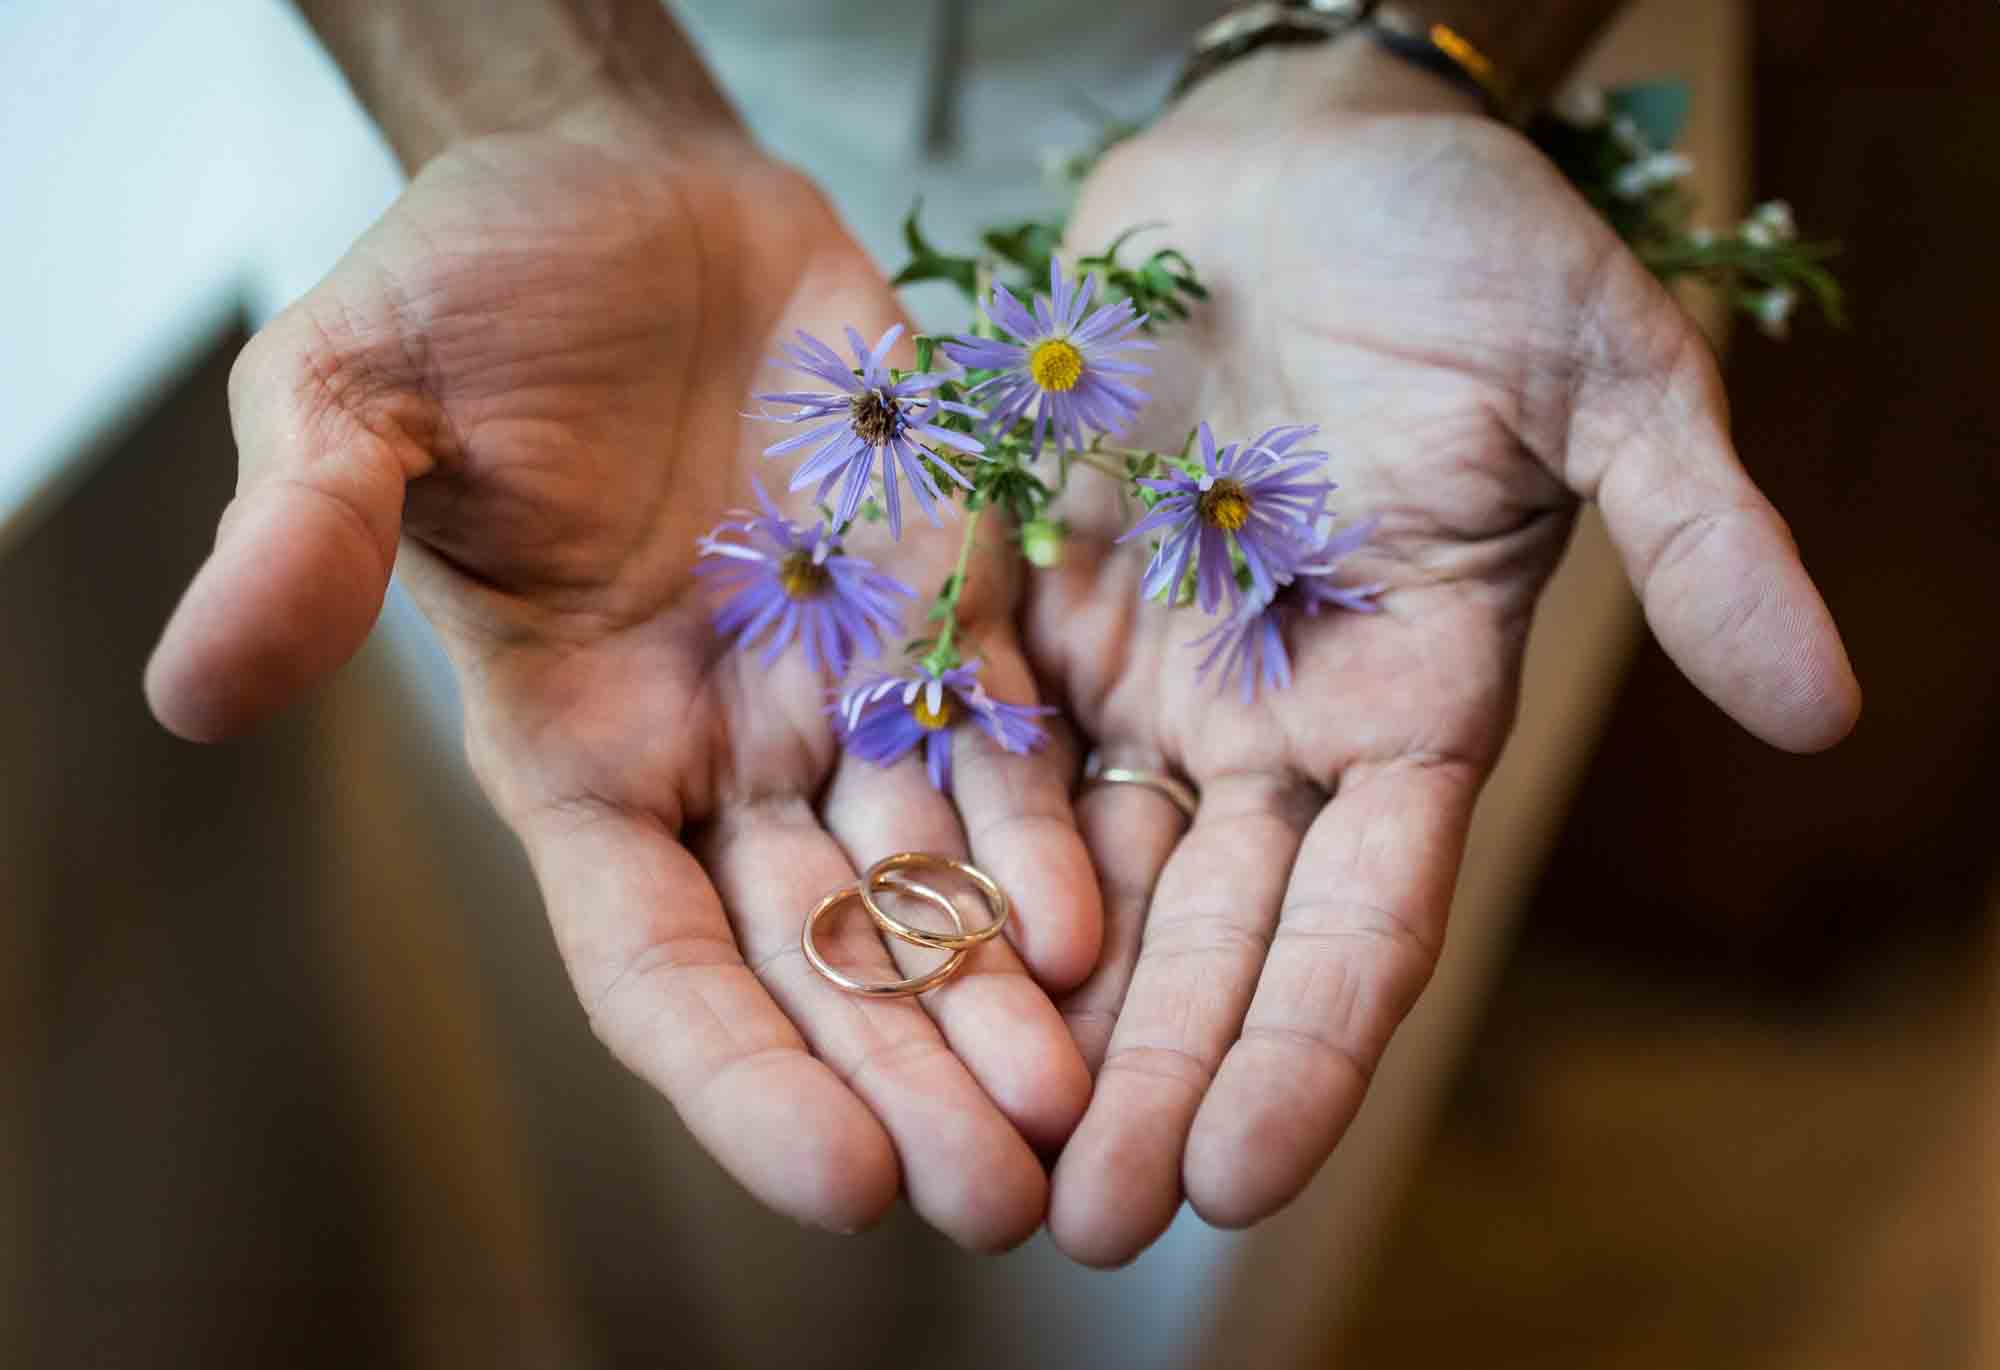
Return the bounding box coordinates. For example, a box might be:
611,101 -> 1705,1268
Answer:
858,852 -> 1011,953
801,874 -> 970,998
1082,750 -> 1199,821
800,852 -> 1013,997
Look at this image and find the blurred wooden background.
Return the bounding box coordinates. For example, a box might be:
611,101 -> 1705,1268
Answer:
1534,0 -> 2000,979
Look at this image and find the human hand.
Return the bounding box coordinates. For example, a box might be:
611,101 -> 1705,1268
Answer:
144,111 -> 1101,1249
1027,41 -> 1859,1264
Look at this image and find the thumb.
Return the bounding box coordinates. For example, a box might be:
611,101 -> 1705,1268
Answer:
145,296 -> 433,741
1560,254 -> 1860,753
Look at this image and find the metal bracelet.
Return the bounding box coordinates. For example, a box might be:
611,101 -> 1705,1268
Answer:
1172,0 -> 1516,122
1371,5 -> 1518,119
1172,0 -> 1378,102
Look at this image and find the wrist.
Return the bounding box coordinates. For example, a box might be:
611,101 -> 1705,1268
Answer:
295,0 -> 744,171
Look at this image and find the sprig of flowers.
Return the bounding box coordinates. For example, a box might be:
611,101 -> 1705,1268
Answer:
1530,79 -> 1844,336
701,232 -> 1379,784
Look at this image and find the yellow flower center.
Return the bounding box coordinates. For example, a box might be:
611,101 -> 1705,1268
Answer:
1028,338 -> 1085,393
777,551 -> 832,599
1198,479 -> 1252,532
911,692 -> 957,730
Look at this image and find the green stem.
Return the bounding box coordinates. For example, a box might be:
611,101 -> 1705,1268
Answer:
1637,237 -> 1837,277
926,502 -> 987,669
1070,450 -> 1128,481
1097,443 -> 1179,464
972,257 -> 996,337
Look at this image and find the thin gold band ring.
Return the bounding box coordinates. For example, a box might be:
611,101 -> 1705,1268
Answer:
858,851 -> 1011,953
800,874 -> 968,998
1082,750 -> 1199,821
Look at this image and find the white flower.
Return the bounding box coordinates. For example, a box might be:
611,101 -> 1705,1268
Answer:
1742,200 -> 1797,248
1749,285 -> 1797,338
1689,225 -> 1717,248
1610,115 -> 1652,156
1554,83 -> 1608,127
1613,151 -> 1694,200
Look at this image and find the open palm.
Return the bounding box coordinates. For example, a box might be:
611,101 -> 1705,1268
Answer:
145,126 -> 1102,1250
1028,71 -> 1858,1265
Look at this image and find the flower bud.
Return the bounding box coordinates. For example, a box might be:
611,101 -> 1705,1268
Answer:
1749,285 -> 1797,339
1613,151 -> 1694,200
1554,83 -> 1608,128
1742,200 -> 1797,249
1021,518 -> 1065,568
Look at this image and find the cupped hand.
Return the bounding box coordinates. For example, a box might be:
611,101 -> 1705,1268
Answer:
144,115 -> 1102,1249
1027,45 -> 1859,1265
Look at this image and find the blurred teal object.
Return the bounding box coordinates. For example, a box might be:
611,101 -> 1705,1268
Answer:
1609,79 -> 1692,149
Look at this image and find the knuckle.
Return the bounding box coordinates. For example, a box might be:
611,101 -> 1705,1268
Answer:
1098,1041 -> 1216,1095
1142,909 -> 1272,968
580,930 -> 742,1052
236,291 -> 445,485
1262,909 -> 1442,1066
1236,1020 -> 1376,1088
836,1033 -> 957,1095
1276,892 -> 1443,967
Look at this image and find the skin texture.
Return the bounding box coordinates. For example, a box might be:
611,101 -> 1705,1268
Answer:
1030,42 -> 1859,1266
144,120 -> 1104,1251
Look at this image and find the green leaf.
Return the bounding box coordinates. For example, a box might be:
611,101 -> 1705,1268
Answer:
902,196 -> 940,258
1096,221 -> 1163,263
891,198 -> 979,299
981,220 -> 1064,279
913,334 -> 936,373
891,256 -> 980,297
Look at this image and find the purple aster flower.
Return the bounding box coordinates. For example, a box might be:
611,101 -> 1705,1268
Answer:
695,481 -> 916,677
1190,518 -> 1385,701
834,659 -> 1053,791
1118,422 -> 1335,613
755,324 -> 986,539
942,256 -> 1151,457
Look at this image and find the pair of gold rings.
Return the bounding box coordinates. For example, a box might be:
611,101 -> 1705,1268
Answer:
801,852 -> 1011,998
